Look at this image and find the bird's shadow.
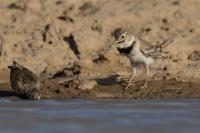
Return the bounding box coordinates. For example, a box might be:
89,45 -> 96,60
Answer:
95,74 -> 120,86
0,90 -> 17,97
0,83 -> 16,97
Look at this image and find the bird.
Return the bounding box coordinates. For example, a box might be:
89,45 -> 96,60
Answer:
8,61 -> 41,99
114,31 -> 155,89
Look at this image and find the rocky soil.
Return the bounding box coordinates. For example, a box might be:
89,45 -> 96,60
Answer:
0,0 -> 200,99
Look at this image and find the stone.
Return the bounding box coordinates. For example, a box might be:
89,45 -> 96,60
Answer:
78,80 -> 97,90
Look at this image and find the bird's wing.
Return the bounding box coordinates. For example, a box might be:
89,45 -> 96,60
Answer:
13,61 -> 25,70
140,48 -> 149,58
13,61 -> 38,81
139,37 -> 173,58
20,70 -> 40,91
14,63 -> 40,89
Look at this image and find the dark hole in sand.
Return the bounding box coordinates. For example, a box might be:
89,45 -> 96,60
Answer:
63,34 -> 80,59
51,64 -> 81,79
54,89 -> 60,94
79,2 -> 99,16
42,24 -> 50,42
7,3 -> 24,10
141,27 -> 151,32
0,37 -> 3,56
52,71 -> 65,79
45,24 -> 50,32
79,2 -> 94,11
162,18 -> 168,23
93,54 -> 109,64
95,74 -> 119,85
172,1 -> 180,5
55,1 -> 63,5
57,15 -> 74,23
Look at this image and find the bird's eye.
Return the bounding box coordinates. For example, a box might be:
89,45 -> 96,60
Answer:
121,35 -> 124,38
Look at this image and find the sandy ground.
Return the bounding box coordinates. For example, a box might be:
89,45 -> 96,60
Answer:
0,0 -> 200,99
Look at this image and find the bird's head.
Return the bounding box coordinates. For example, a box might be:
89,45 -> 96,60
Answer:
8,61 -> 20,70
114,31 -> 137,49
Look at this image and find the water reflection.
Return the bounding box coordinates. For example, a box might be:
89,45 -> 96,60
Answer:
0,99 -> 200,133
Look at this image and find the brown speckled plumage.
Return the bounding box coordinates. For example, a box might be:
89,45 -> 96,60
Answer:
8,61 -> 41,99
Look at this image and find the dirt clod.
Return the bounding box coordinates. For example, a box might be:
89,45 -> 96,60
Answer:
188,51 -> 200,61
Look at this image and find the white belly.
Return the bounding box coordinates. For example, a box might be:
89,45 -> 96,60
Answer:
128,54 -> 146,64
127,48 -> 150,65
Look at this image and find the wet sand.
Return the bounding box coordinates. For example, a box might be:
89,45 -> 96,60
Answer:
40,78 -> 200,99
1,76 -> 200,100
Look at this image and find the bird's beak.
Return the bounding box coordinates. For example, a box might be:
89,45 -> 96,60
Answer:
132,40 -> 136,45
8,66 -> 12,69
114,40 -> 118,45
114,40 -> 125,45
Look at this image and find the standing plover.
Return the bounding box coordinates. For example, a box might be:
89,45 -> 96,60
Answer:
114,31 -> 154,89
8,61 -> 41,99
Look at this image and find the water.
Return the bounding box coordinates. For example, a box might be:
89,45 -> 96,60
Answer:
0,99 -> 200,133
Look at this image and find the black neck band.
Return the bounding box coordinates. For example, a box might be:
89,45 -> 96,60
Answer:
117,41 -> 135,54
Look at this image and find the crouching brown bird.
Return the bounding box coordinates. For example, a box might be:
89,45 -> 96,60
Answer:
8,61 -> 41,100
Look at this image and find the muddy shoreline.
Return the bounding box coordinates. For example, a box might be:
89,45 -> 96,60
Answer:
1,76 -> 200,100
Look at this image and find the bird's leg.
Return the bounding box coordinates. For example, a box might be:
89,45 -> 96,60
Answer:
124,74 -> 134,90
141,65 -> 149,89
124,67 -> 137,90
